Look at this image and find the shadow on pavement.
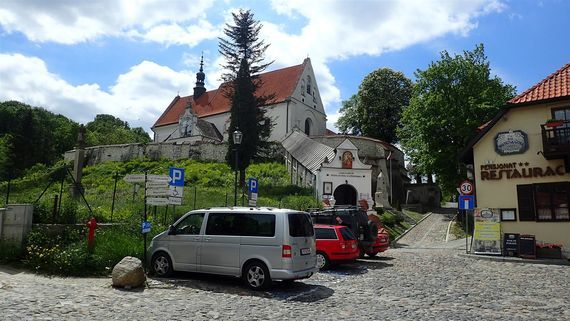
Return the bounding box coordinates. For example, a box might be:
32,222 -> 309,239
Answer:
0,264 -> 26,275
320,258 -> 393,276
148,272 -> 334,302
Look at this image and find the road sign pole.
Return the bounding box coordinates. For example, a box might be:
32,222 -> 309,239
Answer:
143,172 -> 147,270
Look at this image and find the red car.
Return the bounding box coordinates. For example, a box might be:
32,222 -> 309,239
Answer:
314,224 -> 360,269
366,227 -> 390,257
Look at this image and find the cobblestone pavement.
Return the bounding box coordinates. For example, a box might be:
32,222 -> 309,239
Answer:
1,218 -> 569,320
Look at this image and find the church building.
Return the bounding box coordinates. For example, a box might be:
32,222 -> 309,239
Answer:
152,57 -> 327,143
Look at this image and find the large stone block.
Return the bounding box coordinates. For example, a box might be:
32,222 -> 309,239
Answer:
112,256 -> 146,289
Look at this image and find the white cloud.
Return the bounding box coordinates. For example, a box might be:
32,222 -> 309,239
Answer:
0,0 -> 217,45
265,0 -> 505,128
0,0 -> 506,133
0,53 -> 194,131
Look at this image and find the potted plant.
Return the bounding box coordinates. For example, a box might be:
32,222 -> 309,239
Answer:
545,118 -> 564,128
535,242 -> 563,259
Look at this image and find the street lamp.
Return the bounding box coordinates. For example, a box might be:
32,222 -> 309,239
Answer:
233,129 -> 243,206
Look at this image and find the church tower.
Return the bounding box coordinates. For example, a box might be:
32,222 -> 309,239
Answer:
193,54 -> 206,99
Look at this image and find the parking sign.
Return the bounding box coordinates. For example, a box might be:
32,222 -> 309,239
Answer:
248,178 -> 258,206
169,167 -> 185,187
248,178 -> 258,193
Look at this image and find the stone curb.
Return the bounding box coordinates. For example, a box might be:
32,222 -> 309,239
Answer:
458,253 -> 570,266
393,212 -> 433,245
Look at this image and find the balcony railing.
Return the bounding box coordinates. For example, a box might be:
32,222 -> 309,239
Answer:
541,121 -> 570,159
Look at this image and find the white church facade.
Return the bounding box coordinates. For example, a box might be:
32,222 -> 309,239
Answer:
152,58 -> 327,143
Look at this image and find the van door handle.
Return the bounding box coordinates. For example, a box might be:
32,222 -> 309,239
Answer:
204,237 -> 211,241
194,237 -> 200,241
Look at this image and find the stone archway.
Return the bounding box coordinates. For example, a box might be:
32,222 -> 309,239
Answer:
333,184 -> 357,206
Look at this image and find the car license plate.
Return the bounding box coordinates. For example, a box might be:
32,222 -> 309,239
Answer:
300,248 -> 311,255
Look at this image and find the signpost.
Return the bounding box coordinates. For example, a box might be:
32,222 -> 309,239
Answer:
168,167 -> 185,205
248,178 -> 258,207
459,180 -> 474,195
459,195 -> 474,210
458,179 -> 475,254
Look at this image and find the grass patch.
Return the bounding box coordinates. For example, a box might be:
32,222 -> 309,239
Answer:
401,209 -> 425,222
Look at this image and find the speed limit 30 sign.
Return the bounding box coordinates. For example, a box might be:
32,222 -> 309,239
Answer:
459,180 -> 474,195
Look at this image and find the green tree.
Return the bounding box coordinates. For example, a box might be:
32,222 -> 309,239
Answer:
219,9 -> 273,184
336,68 -> 412,143
398,44 -> 516,194
85,114 -> 151,146
0,101 -> 80,180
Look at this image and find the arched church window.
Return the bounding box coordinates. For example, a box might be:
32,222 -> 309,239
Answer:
304,118 -> 312,135
306,75 -> 312,95
301,79 -> 305,96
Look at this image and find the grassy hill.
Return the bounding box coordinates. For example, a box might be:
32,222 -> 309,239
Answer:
0,158 -> 319,275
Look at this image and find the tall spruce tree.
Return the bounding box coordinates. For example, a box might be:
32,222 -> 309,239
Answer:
219,9 -> 273,186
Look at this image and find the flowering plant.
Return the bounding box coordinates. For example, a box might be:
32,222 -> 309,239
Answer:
536,243 -> 562,249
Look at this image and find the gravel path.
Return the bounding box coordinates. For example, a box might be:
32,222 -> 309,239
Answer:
1,210 -> 568,320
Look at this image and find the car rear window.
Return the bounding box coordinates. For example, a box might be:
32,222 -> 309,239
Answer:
288,213 -> 314,237
315,228 -> 337,240
339,227 -> 356,240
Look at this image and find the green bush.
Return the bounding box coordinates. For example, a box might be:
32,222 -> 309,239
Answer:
280,195 -> 320,212
0,242 -> 23,264
22,224 -> 147,276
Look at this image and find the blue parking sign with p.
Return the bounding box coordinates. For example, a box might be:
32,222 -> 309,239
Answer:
169,167 -> 185,187
248,178 -> 258,193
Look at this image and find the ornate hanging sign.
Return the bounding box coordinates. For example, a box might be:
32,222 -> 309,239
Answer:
494,130 -> 528,156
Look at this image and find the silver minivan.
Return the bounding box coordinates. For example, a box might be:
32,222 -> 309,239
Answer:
148,207 -> 317,290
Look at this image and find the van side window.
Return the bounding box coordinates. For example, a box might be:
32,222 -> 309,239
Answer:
242,214 -> 276,237
175,213 -> 204,235
206,213 -> 240,235
288,213 -> 315,237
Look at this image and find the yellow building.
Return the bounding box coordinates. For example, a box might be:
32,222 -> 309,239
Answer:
462,63 -> 570,258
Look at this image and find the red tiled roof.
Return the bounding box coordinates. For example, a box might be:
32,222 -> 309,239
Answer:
153,60 -> 307,128
508,63 -> 570,105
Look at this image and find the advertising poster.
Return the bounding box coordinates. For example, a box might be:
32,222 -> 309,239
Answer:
473,208 -> 501,255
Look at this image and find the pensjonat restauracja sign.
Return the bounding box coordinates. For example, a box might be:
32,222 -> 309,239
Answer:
480,162 -> 565,180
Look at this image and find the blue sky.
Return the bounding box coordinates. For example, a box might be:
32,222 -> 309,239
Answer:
0,0 -> 568,133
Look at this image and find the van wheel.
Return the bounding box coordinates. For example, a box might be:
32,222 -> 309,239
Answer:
316,251 -> 330,270
244,262 -> 271,290
151,252 -> 173,277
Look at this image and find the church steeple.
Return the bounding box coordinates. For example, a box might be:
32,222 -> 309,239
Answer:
193,53 -> 206,99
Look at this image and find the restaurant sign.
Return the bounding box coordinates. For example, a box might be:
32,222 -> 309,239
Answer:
480,162 -> 565,181
494,130 -> 528,156
473,208 -> 501,255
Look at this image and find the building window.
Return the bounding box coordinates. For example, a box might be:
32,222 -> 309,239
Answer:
517,183 -> 570,221
500,208 -> 517,221
552,106 -> 570,126
306,75 -> 312,95
304,118 -> 312,135
301,79 -> 305,96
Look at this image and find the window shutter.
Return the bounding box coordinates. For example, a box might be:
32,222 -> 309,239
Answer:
517,184 -> 535,221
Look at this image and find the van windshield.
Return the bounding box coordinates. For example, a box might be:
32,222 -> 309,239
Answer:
288,213 -> 314,237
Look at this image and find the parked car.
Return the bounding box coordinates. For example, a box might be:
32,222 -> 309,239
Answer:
148,207 -> 317,290
314,224 -> 359,269
309,206 -> 388,257
366,213 -> 390,257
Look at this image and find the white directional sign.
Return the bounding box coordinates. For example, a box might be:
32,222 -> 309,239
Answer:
146,197 -> 169,206
124,174 -> 145,183
147,174 -> 171,182
146,180 -> 168,187
146,188 -> 170,196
